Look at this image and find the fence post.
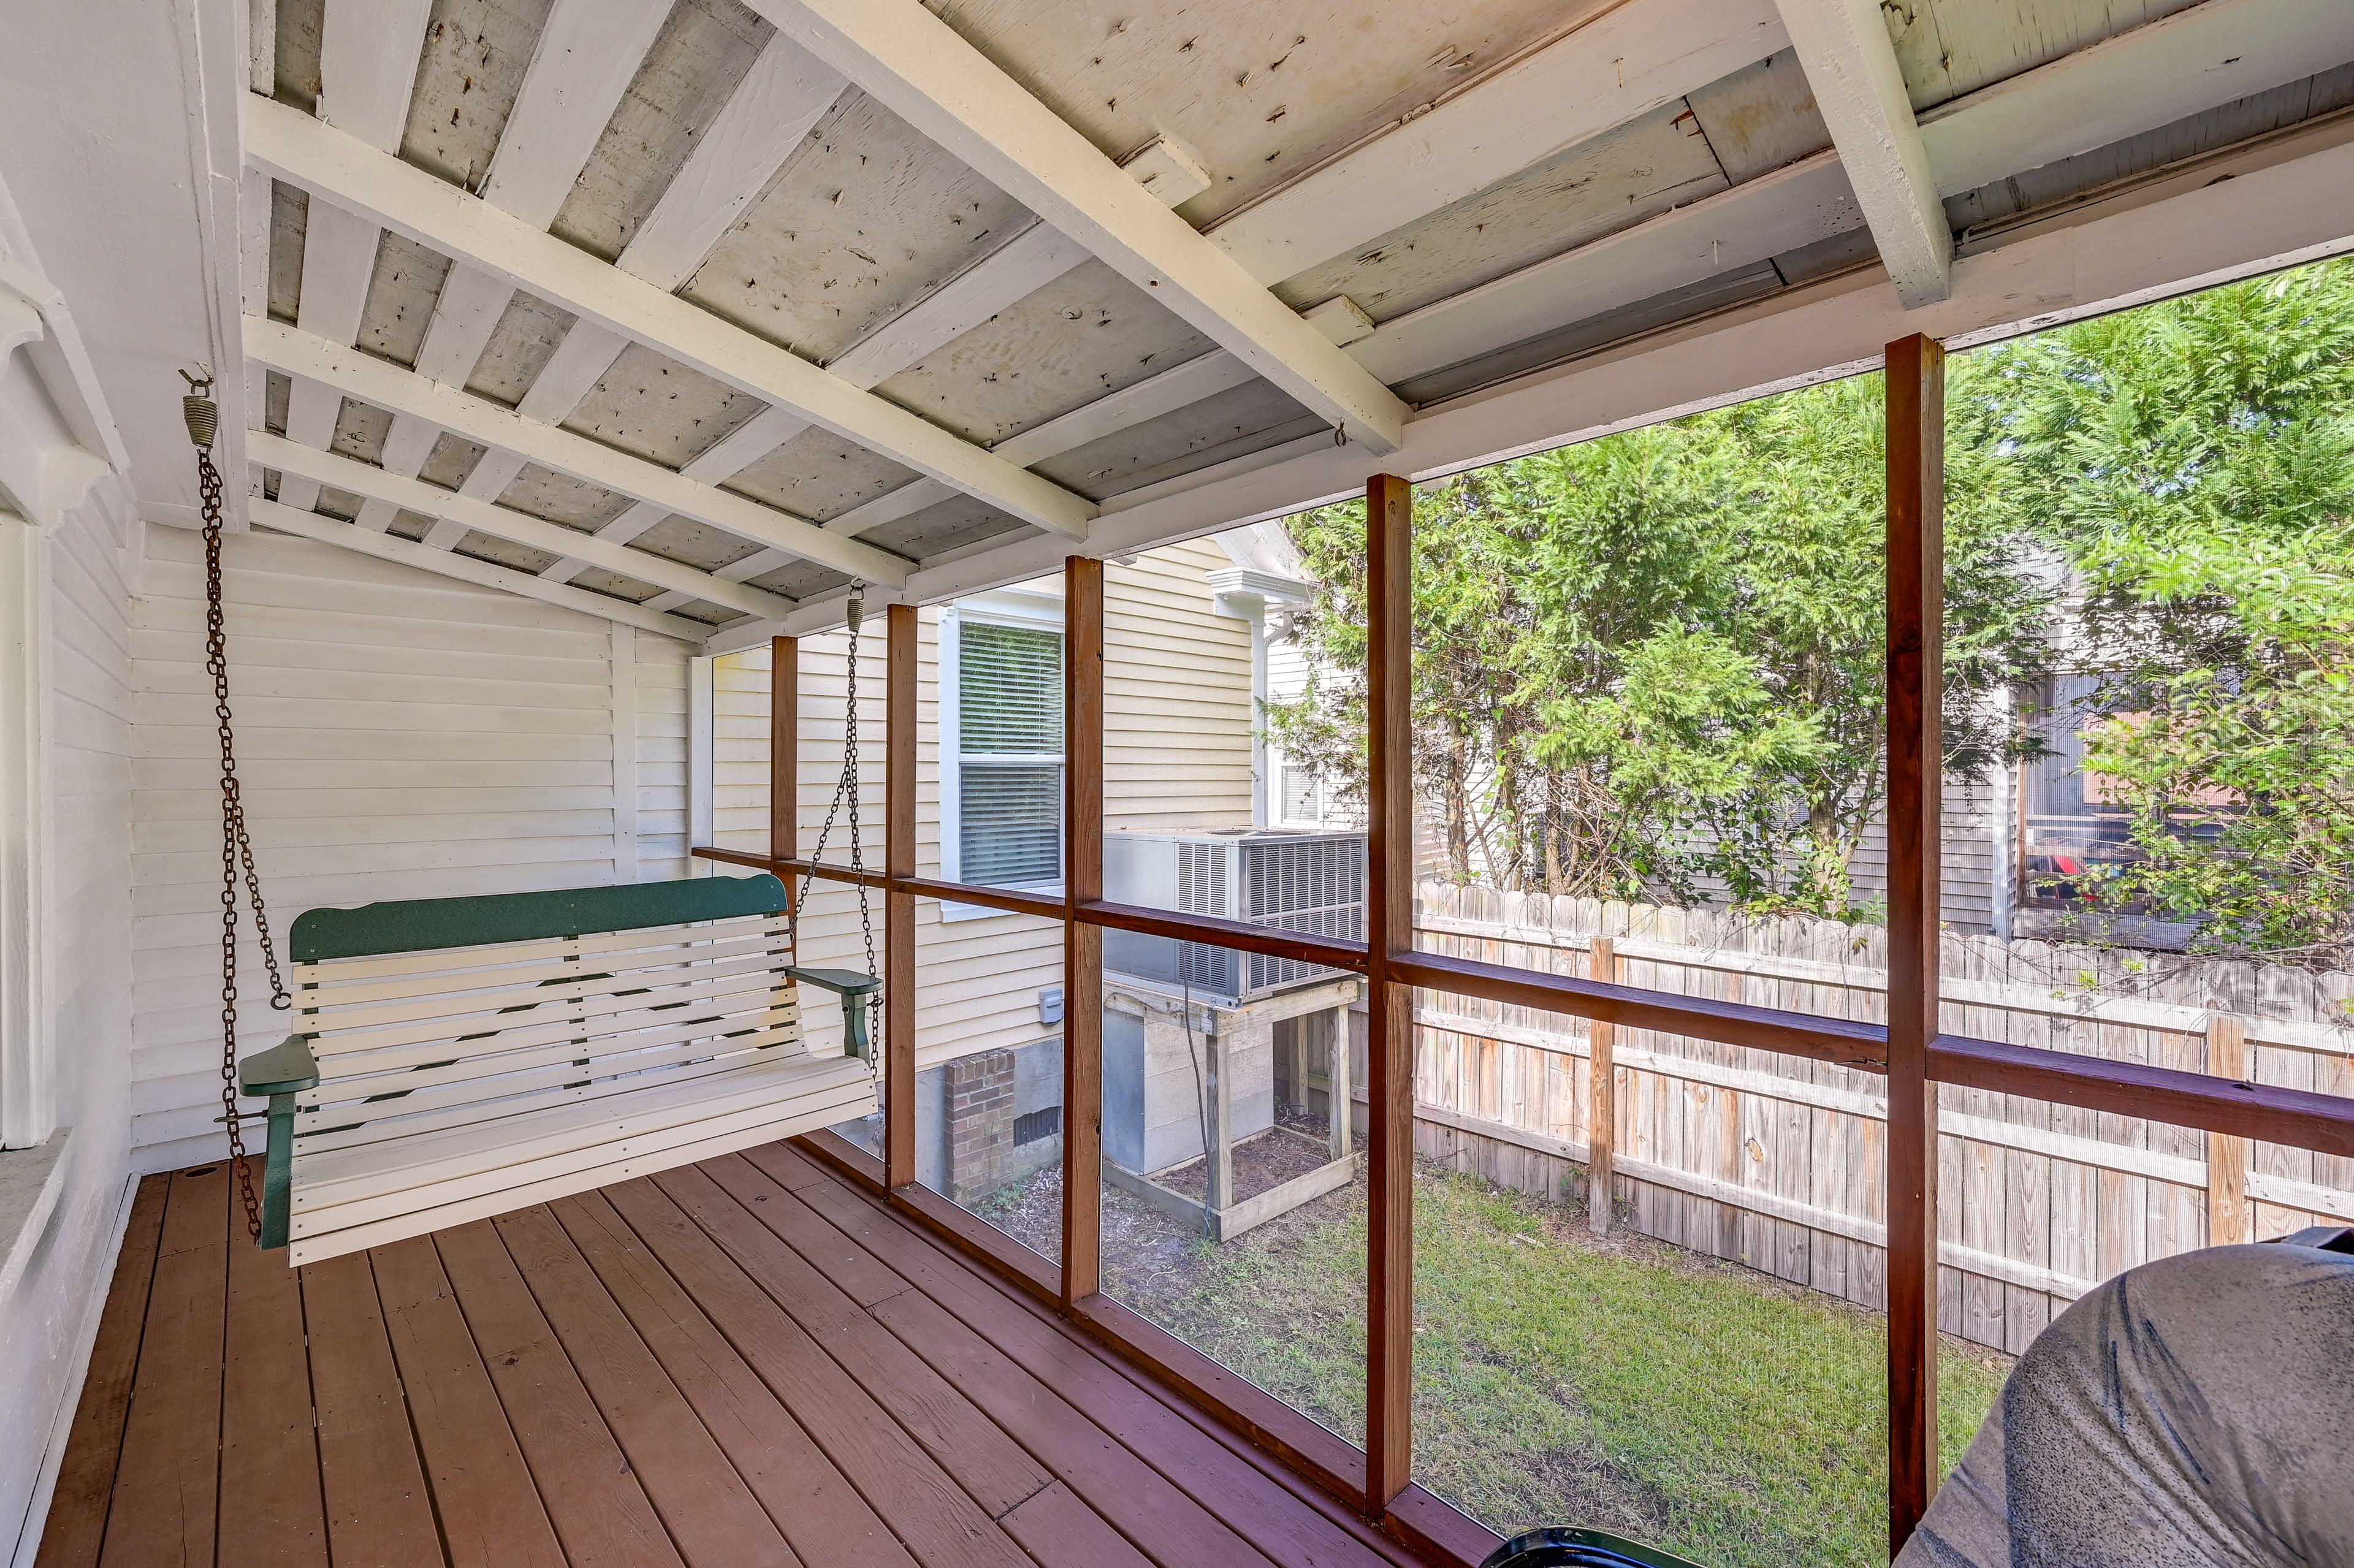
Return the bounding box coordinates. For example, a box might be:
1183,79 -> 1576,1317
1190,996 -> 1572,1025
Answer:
1588,937 -> 1616,1237
2207,1013 -> 2252,1246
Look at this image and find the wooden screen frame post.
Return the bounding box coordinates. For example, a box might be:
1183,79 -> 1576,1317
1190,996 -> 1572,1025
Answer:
1885,332 -> 1945,1550
1062,555 -> 1105,1306
1365,471 -> 1415,1517
1586,937 -> 1616,1238
2206,1013 -> 2252,1245
885,603 -> 919,1189
771,636 -> 798,875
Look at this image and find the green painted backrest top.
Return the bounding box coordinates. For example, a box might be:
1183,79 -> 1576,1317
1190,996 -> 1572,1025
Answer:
289,875 -> 791,964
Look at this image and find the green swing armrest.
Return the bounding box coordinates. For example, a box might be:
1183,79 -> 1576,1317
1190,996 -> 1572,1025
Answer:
239,1034 -> 320,1097
784,967 -> 882,1062
237,1035 -> 318,1253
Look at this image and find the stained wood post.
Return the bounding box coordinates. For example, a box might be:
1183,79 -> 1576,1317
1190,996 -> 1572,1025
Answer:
1206,1022 -> 1232,1214
1586,937 -> 1616,1238
770,634 -> 797,877
885,603 -> 918,1189
1365,471 -> 1415,1517
1062,556 -> 1105,1305
2207,1013 -> 2252,1245
1884,332 -> 1945,1550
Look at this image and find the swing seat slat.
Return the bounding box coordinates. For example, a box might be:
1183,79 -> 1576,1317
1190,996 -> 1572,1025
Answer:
237,873 -> 878,1263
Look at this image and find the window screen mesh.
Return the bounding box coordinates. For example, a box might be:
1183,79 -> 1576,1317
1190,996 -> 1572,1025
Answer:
961,763 -> 1061,885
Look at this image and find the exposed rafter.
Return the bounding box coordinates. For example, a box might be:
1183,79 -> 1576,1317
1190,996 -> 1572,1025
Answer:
249,497 -> 717,641
747,0 -> 1412,454
249,433 -> 802,622
1208,0 -> 1789,285
1773,0 -> 1951,307
245,316 -> 913,588
246,96 -> 1095,541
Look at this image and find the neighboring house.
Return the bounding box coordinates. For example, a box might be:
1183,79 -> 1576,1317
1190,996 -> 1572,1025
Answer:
710,530 -> 1317,1195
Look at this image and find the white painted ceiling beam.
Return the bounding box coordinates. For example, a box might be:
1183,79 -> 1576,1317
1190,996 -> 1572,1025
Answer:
408,0 -> 674,419
748,0 -> 1411,454
276,197 -> 379,512
1209,0 -> 1789,286
317,0 -> 433,151
246,96 -> 1094,539
250,432 -> 800,619
251,496 -> 710,640
245,315 -> 913,587
1917,0 -> 2354,198
1773,0 -> 1951,307
623,35 -> 845,292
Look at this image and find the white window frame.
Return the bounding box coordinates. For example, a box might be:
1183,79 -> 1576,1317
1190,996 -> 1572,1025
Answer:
940,587 -> 1064,919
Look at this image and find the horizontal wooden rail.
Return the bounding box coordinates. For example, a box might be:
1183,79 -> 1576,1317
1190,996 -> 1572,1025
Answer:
1929,1033 -> 2354,1159
1076,899 -> 1371,970
694,847 -> 2354,1157
1392,950 -> 1888,1069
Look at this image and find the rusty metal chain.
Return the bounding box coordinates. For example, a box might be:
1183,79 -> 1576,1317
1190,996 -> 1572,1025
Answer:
790,587 -> 881,1051
188,374 -> 289,1241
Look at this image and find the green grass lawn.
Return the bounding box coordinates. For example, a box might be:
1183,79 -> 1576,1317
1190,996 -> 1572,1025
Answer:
1121,1163 -> 2011,1568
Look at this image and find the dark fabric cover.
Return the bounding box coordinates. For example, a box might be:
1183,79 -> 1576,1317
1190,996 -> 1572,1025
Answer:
1897,1243 -> 2354,1567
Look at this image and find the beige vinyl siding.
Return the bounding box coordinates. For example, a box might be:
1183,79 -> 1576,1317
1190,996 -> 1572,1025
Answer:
128,525 -> 692,1170
1107,540 -> 1255,829
710,538 -> 1257,1069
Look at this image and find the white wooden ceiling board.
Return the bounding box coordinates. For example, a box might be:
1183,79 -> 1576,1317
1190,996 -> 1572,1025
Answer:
251,495 -> 707,639
410,261 -> 519,385
465,288 -> 574,405
399,0 -> 555,190
1685,50 -> 1832,181
715,424 -> 921,521
1347,151 -> 1862,384
249,0 -> 275,94
1273,101 -> 1730,323
247,314 -> 914,584
822,344 -> 1257,537
753,0 -> 1410,454
1209,0 -> 1787,286
516,319 -> 627,419
925,0 -> 1599,229
319,0 -> 436,152
623,31 -> 847,291
626,513 -> 769,571
1898,0 -> 2200,111
274,0 -> 325,110
282,197 -> 381,512
457,450 -> 530,501
559,340 -> 767,468
1918,0 -> 2354,196
483,0 -> 674,229
547,0 -> 774,263
680,90 -> 1038,367
678,403 -> 810,481
253,432 -> 800,617
871,257 -> 1217,446
354,230 -> 452,367
1775,0 -> 1951,306
251,96 -> 1095,538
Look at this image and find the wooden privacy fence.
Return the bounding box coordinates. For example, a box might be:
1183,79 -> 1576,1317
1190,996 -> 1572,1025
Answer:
1409,883 -> 2354,1355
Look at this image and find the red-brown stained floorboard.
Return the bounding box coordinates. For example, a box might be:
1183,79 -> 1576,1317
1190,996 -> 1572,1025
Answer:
33,1173 -> 167,1568
432,1219 -> 684,1568
37,1147 -> 1458,1568
97,1163 -> 229,1568
550,1192 -> 919,1568
493,1205 -> 801,1568
371,1233 -> 567,1568
304,1250 -> 444,1567
218,1158 -> 329,1567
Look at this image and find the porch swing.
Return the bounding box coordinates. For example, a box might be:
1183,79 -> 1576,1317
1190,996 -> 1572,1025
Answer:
186,379 -> 885,1263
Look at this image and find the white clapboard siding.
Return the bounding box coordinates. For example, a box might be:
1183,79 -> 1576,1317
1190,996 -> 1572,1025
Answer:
709,536 -> 1259,1071
128,524 -> 695,1170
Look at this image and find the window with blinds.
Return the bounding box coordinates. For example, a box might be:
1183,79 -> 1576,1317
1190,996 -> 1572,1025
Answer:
956,619 -> 1063,886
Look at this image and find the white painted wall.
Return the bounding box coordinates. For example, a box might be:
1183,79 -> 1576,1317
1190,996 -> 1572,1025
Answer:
126,524 -> 692,1171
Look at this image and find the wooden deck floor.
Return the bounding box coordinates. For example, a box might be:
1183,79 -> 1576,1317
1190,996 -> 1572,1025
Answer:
36,1144 -> 1430,1568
